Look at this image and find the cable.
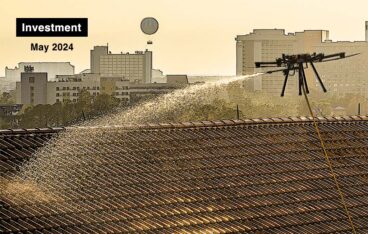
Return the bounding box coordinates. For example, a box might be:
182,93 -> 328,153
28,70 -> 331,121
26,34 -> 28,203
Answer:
301,84 -> 357,234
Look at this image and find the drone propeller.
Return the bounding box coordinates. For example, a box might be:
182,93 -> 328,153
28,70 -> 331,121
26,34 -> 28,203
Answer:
254,52 -> 361,96
315,53 -> 360,63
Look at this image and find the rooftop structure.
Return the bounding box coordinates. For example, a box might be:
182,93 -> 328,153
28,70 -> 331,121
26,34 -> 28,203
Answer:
2,116 -> 368,232
5,62 -> 74,81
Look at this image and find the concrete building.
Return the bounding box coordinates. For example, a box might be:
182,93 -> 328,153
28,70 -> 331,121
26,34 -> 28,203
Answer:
16,72 -> 48,105
236,24 -> 368,97
15,72 -> 185,105
49,74 -> 101,104
90,46 -> 152,84
6,62 -> 74,81
236,29 -> 329,95
313,40 -> 368,97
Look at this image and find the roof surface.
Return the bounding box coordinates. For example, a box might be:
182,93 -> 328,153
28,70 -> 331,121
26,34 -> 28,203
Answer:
1,117 -> 368,233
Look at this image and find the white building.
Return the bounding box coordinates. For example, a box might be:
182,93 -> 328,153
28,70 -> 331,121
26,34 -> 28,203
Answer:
236,29 -> 329,95
6,62 -> 74,81
236,23 -> 368,97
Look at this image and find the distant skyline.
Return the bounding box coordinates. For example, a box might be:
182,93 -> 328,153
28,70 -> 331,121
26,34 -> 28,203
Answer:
1,0 -> 368,77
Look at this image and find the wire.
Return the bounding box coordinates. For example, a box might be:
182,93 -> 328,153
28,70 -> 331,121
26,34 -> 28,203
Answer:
301,84 -> 357,234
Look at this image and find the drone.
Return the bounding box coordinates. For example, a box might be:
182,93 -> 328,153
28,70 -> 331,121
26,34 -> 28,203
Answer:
255,52 -> 359,96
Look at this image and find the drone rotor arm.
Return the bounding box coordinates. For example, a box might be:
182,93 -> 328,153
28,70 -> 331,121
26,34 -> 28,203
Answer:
264,68 -> 288,74
255,61 -> 280,68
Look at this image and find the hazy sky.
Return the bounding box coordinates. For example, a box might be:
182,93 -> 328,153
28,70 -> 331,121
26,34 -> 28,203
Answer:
1,0 -> 368,76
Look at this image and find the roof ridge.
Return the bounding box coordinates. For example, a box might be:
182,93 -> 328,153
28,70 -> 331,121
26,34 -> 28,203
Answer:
70,115 -> 368,131
1,116 -> 367,134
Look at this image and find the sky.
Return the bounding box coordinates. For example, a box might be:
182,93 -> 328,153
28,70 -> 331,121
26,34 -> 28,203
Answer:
1,0 -> 368,77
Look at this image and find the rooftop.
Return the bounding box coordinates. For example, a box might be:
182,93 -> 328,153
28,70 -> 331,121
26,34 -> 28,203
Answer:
1,116 -> 368,233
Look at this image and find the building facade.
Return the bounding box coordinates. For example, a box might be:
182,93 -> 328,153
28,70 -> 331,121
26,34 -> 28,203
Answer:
16,72 -> 48,105
90,46 -> 152,84
6,62 -> 74,81
313,41 -> 368,97
236,24 -> 368,97
48,74 -> 101,104
15,72 -> 185,105
236,29 -> 329,95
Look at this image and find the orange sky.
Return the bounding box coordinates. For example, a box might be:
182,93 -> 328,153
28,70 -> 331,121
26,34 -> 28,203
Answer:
1,0 -> 368,76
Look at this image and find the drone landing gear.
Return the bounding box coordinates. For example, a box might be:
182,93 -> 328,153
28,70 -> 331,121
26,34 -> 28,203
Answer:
280,62 -> 327,97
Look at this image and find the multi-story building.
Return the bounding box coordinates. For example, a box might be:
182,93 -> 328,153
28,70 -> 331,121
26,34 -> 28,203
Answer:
6,62 -> 74,81
313,40 -> 368,97
16,72 -> 185,105
236,23 -> 368,97
236,29 -> 329,95
90,46 -> 152,84
16,72 -> 48,105
48,74 -> 101,104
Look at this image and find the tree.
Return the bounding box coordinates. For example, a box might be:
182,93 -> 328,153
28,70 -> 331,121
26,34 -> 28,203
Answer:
93,94 -> 120,114
0,92 -> 14,104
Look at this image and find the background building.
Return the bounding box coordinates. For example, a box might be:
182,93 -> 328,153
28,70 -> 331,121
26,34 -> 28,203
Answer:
236,23 -> 368,97
236,29 -> 329,95
16,72 -> 48,105
5,62 -> 74,81
314,41 -> 368,97
90,46 -> 152,84
48,74 -> 101,104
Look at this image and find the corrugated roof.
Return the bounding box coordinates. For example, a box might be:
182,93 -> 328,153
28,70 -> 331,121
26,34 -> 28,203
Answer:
1,117 -> 368,233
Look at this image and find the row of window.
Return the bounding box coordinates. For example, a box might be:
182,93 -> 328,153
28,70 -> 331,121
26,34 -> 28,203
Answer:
55,96 -> 130,103
56,86 -> 100,91
56,92 -> 99,97
115,92 -> 129,96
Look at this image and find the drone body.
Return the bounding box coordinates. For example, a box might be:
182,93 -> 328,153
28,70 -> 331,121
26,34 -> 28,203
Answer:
255,52 -> 359,96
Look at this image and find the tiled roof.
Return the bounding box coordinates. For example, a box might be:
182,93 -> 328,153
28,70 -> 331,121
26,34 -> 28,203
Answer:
0,128 -> 64,177
1,117 -> 368,233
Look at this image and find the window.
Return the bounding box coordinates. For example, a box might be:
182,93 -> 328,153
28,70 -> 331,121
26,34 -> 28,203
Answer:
29,77 -> 35,83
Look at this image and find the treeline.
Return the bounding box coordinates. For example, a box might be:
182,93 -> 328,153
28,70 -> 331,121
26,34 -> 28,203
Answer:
1,90 -> 121,129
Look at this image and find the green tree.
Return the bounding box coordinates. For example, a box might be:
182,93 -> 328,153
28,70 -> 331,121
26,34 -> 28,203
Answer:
93,94 -> 120,114
0,92 -> 14,104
